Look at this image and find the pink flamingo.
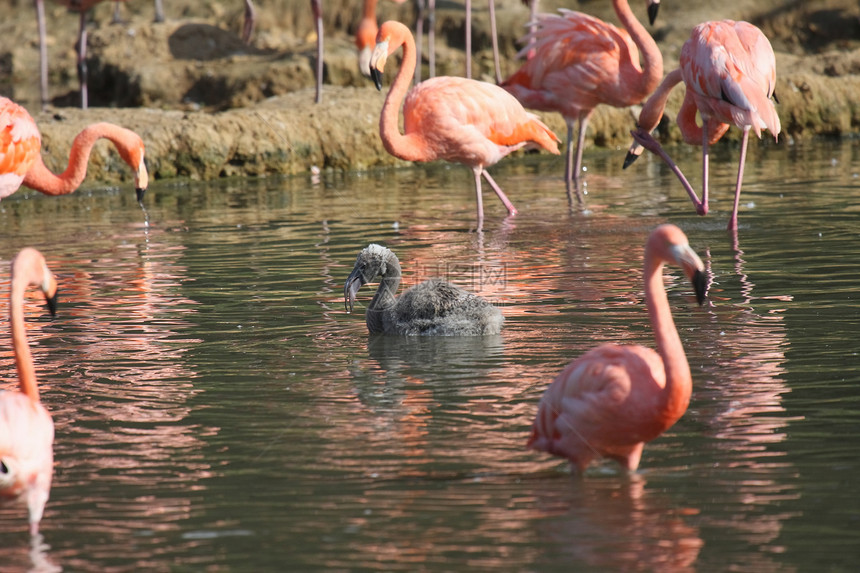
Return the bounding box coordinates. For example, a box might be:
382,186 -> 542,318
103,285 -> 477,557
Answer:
501,0 -> 663,196
369,20 -> 560,231
624,20 -> 780,231
0,248 -> 59,535
528,224 -> 707,472
0,96 -> 148,203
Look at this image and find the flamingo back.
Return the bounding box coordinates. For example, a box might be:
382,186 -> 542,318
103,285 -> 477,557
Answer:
403,77 -> 559,167
0,391 -> 54,524
0,98 -> 41,199
528,343 -> 674,471
503,9 -> 646,116
681,20 -> 780,139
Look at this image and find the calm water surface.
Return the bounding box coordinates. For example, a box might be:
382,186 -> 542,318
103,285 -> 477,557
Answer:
1,138 -> 859,571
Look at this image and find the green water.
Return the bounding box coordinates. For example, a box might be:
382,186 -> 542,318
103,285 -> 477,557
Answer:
0,137 -> 858,571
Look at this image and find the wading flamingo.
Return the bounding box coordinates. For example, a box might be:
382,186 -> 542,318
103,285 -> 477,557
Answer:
528,224 -> 707,472
0,96 -> 148,202
344,244 -> 504,335
369,20 -> 560,231
0,248 -> 59,535
624,20 -> 780,231
501,0 -> 662,197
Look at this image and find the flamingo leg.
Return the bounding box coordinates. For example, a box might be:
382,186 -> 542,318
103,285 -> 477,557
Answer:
629,129 -> 704,214
700,117 -> 710,216
153,0 -> 165,23
34,0 -> 48,110
465,0 -> 472,79
488,0 -> 501,83
311,0 -> 323,103
111,2 -> 123,24
728,125 -> 752,231
472,167 -> 485,231
77,10 -> 88,109
571,112 -> 591,185
428,0 -> 435,78
414,0 -> 424,83
481,170 -> 517,216
243,0 -> 256,44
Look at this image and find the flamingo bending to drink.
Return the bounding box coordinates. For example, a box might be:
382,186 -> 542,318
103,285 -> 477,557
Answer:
624,20 -> 780,230
0,96 -> 148,202
529,224 -> 707,472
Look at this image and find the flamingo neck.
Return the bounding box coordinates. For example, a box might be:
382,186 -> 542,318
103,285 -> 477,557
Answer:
638,69 -> 683,132
21,123 -> 136,195
613,0 -> 663,100
379,30 -> 432,163
643,251 -> 692,424
367,256 -> 402,333
10,276 -> 39,402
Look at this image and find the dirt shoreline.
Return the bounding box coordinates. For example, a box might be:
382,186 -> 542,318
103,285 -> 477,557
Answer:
2,0 -> 859,187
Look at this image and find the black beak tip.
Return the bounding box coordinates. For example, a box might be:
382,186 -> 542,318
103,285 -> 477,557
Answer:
135,187 -> 146,204
647,3 -> 659,25
622,151 -> 638,170
370,68 -> 383,91
45,290 -> 58,317
692,269 -> 707,306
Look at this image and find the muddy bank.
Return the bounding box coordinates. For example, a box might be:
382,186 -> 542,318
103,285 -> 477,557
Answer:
2,0 -> 860,187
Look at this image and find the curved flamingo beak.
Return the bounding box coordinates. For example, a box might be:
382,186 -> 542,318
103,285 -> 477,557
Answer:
670,243 -> 707,305
647,0 -> 660,25
369,40 -> 390,91
344,268 -> 367,313
134,157 -> 148,204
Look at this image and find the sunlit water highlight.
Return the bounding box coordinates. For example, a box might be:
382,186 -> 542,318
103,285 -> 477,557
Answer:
0,138 -> 859,571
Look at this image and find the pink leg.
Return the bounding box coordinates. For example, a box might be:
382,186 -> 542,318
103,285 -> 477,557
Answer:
414,0 -> 423,83
700,117 -> 710,216
77,10 -> 88,109
630,129 -> 705,214
243,0 -> 256,44
728,125 -> 752,231
428,0 -> 435,78
488,0 -> 501,83
311,0 -> 323,103
153,0 -> 165,22
34,0 -> 48,110
465,0 -> 471,79
571,112 -> 591,184
472,167 -> 485,231
481,170 -> 517,216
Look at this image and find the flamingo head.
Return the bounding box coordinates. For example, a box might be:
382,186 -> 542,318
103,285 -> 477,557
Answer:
344,244 -> 394,313
651,225 -> 708,305
647,0 -> 660,26
369,39 -> 390,91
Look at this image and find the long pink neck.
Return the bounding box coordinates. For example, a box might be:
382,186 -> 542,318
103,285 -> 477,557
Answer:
10,271 -> 39,402
378,29 -> 433,163
643,250 -> 692,424
638,68 -> 682,132
614,0 -> 663,100
22,123 -> 133,195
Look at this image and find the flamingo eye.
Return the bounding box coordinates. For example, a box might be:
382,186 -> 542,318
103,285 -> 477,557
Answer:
0,460 -> 7,473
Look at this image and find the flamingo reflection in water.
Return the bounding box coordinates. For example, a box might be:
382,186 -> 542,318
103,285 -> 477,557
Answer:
0,249 -> 58,536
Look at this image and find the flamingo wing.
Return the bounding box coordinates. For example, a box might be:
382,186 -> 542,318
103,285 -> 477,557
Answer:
504,10 -> 640,113
529,344 -> 666,469
681,20 -> 780,138
0,98 -> 41,198
403,77 -> 559,166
